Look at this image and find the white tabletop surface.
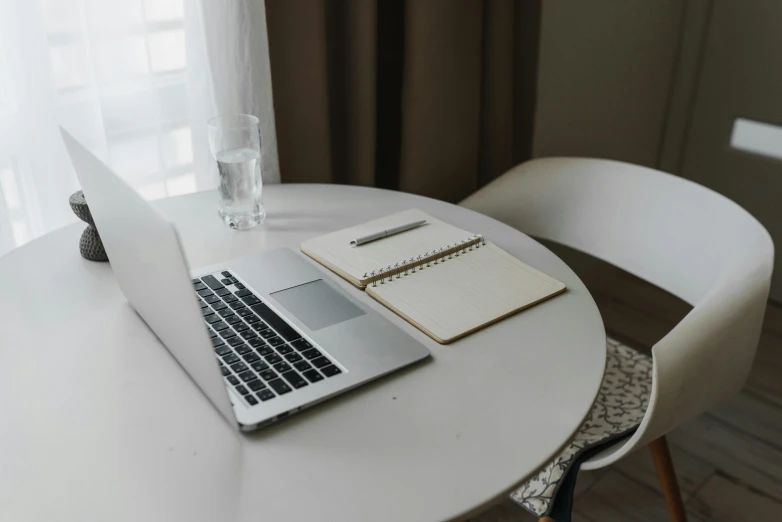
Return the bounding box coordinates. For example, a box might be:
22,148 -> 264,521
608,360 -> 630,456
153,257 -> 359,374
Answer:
0,184 -> 606,522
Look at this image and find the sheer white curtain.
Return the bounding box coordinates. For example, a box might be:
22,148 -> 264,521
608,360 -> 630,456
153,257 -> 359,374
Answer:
0,0 -> 279,257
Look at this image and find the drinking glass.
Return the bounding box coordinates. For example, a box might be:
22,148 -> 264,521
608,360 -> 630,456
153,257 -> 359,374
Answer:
207,114 -> 266,229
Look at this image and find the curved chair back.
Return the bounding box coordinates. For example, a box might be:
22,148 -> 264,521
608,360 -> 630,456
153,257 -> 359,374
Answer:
461,158 -> 774,467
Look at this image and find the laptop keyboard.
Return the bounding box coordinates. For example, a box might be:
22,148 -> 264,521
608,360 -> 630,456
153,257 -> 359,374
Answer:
193,270 -> 342,407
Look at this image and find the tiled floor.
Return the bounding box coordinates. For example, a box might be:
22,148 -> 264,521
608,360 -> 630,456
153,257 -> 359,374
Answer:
475,244 -> 782,522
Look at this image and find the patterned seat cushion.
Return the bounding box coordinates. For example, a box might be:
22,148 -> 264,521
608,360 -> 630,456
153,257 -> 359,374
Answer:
511,337 -> 653,517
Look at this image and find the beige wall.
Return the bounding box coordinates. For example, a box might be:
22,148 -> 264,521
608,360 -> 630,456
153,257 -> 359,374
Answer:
533,1 -> 684,168
533,0 -> 782,302
678,0 -> 782,302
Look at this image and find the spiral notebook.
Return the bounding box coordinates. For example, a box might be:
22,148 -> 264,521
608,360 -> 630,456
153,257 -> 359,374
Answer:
301,209 -> 566,343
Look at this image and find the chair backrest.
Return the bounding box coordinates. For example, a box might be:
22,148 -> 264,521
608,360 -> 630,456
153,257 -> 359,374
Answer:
461,158 -> 774,466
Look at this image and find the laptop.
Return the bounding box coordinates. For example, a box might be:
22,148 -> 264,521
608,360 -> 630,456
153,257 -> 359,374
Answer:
60,128 -> 430,431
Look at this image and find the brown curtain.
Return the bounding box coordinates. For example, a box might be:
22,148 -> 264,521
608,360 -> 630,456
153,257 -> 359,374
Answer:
265,0 -> 541,203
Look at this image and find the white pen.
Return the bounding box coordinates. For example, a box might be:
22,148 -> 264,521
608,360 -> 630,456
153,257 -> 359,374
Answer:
350,220 -> 427,246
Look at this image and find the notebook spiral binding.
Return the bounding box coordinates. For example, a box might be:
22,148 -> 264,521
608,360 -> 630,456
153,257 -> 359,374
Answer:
363,233 -> 485,287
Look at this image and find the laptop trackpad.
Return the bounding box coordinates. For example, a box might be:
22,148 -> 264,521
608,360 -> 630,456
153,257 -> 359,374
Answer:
270,279 -> 365,331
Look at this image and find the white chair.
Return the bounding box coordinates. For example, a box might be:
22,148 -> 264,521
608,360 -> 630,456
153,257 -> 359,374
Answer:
460,158 -> 774,521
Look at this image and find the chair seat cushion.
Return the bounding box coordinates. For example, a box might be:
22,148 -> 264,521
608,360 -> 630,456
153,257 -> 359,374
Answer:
511,337 -> 653,517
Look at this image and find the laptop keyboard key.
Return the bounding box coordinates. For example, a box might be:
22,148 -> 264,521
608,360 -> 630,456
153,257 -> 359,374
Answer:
238,371 -> 256,382
223,353 -> 240,364
235,343 -> 251,355
221,329 -> 237,339
248,338 -> 265,348
242,296 -> 261,306
236,308 -> 253,317
320,365 -> 342,377
236,385 -> 249,395
293,360 -> 312,372
252,322 -> 268,331
201,275 -> 225,290
234,323 -> 250,332
241,331 -> 258,340
267,336 -> 284,347
301,348 -> 322,360
221,278 -> 232,286
259,369 -> 277,381
223,294 -> 239,303
291,339 -> 313,351
259,329 -> 275,339
227,375 -> 239,385
235,283 -> 246,290
282,371 -> 308,389
245,314 -> 261,324
204,314 -> 221,324
216,288 -> 232,297
245,395 -> 259,406
302,369 -> 324,383
251,361 -> 269,372
273,362 -> 292,374
235,289 -> 252,298
213,321 -> 229,331
194,282 -> 207,291
311,357 -> 330,369
267,378 -> 292,395
210,337 -> 225,348
265,353 -> 282,364
230,362 -> 248,373
250,303 -> 302,342
215,345 -> 232,356
204,295 -> 221,304
243,352 -> 260,363
218,308 -> 235,318
277,344 -> 293,355
228,300 -> 246,310
220,366 -> 230,376
284,352 -> 303,363
227,337 -> 245,347
225,315 -> 242,325
221,271 -> 232,278
208,329 -> 218,338
197,288 -> 214,297
257,389 -> 275,401
212,301 -> 229,311
248,379 -> 265,391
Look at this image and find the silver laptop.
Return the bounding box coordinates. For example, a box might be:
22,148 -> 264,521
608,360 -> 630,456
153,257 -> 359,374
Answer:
60,128 -> 430,431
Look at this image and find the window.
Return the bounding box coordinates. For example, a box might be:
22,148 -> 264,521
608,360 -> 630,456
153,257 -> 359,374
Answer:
0,0 -> 216,255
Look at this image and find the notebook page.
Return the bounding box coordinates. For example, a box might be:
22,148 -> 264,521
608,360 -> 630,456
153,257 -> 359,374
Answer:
300,209 -> 473,287
366,242 -> 565,343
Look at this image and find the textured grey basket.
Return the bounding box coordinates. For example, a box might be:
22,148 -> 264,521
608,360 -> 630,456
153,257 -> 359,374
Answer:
69,190 -> 108,262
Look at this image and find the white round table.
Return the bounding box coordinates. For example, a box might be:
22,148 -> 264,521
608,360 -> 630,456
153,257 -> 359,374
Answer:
0,184 -> 606,522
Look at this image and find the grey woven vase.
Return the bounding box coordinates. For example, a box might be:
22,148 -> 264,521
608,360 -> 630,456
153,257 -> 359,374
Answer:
69,190 -> 109,262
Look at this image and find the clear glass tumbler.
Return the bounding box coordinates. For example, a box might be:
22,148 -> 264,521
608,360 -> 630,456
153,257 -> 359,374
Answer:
207,114 -> 266,229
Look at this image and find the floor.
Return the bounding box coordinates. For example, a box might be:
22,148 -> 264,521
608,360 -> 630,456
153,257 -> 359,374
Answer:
474,244 -> 782,522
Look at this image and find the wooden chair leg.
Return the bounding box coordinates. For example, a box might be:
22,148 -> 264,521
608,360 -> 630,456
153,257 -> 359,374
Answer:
650,436 -> 687,522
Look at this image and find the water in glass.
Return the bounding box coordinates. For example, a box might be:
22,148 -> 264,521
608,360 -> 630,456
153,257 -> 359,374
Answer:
208,114 -> 266,230
216,147 -> 263,229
